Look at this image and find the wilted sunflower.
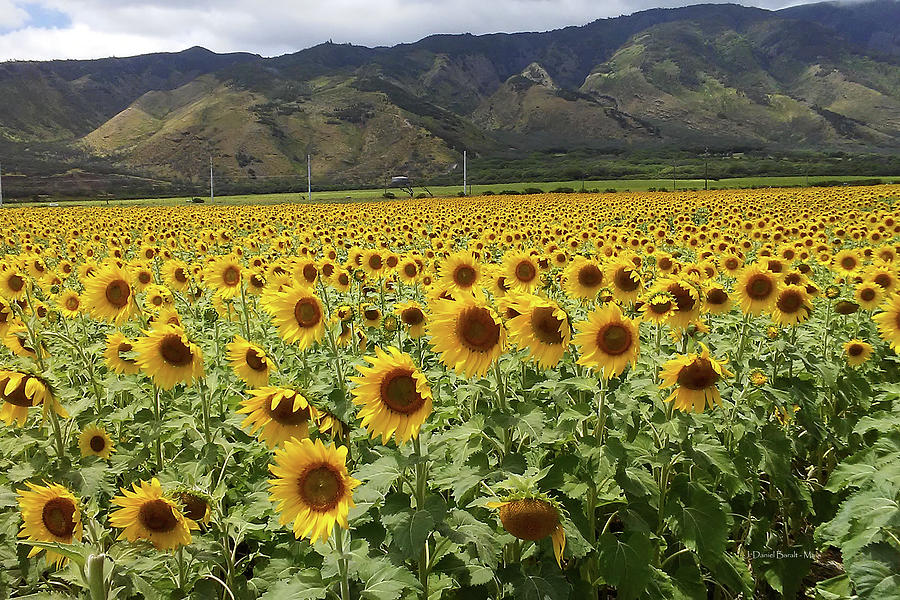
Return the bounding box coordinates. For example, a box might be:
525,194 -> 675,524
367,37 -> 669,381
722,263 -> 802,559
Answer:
843,339 -> 873,367
659,343 -> 731,413
103,331 -> 140,375
206,256 -> 242,299
226,335 -> 272,387
440,251 -> 482,295
133,324 -> 204,389
173,489 -> 212,525
488,496 -> 566,567
574,303 -> 640,380
265,284 -> 326,349
17,482 -> 83,568
428,295 -> 505,377
502,251 -> 541,293
268,438 -> 360,543
735,266 -> 780,315
395,301 -> 427,338
110,478 -> 197,551
83,264 -> 136,325
238,387 -> 319,448
771,285 -> 812,327
0,370 -> 65,427
350,346 -> 432,445
507,295 -> 571,368
78,424 -> 115,459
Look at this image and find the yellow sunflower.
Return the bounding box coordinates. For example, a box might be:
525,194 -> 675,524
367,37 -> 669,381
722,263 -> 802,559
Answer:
226,335 -> 272,387
428,295 -> 506,377
506,295 -> 571,369
659,343 -> 732,413
395,301 -> 427,338
57,290 -> 82,319
161,260 -> 192,292
639,291 -> 675,324
103,331 -> 140,375
735,266 -> 780,315
487,497 -> 566,567
874,294 -> 900,351
265,284 -> 326,349
133,324 -> 204,389
703,285 -> 732,315
350,346 -> 433,445
82,264 -> 136,325
268,438 -> 360,543
4,323 -> 46,360
854,281 -> 883,311
206,256 -> 242,299
17,482 -> 83,567
833,249 -> 861,275
574,303 -> 640,380
110,478 -> 197,551
605,259 -> 643,303
771,285 -> 813,327
237,387 -> 320,448
0,267 -> 29,300
78,424 -> 115,459
659,278 -> 703,329
843,339 -> 873,367
0,370 -> 65,427
502,251 -> 541,293
439,251 -> 482,295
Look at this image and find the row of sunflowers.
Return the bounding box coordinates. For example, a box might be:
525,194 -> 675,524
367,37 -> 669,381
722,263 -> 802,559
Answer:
1,186 -> 900,600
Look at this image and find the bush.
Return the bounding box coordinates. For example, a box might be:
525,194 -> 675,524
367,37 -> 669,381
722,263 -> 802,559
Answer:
604,188 -> 617,193
550,186 -> 576,194
523,187 -> 544,195
382,192 -> 396,199
500,190 -> 520,195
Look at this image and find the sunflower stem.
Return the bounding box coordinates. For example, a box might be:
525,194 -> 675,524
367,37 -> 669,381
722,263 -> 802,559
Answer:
412,435 -> 430,600
47,398 -> 66,459
176,546 -> 186,590
152,384 -> 163,472
86,553 -> 108,600
333,526 -> 351,600
238,281 -> 252,340
493,360 -> 507,412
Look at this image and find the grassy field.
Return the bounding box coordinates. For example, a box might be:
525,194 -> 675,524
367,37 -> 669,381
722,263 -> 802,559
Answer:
9,174 -> 897,207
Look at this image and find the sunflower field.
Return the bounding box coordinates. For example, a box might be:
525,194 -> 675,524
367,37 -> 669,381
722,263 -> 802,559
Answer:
1,186 -> 900,600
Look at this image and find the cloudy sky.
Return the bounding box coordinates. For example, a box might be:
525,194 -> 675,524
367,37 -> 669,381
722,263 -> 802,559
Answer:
0,0 -> 815,62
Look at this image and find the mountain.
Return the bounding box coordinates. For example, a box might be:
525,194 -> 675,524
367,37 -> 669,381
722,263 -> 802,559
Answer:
1,1 -> 899,196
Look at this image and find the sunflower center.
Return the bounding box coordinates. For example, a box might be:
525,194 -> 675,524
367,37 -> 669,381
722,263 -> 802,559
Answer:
174,268 -> 188,283
8,274 -> 24,292
577,264 -> 602,287
776,290 -> 803,313
614,267 -> 639,292
138,272 -> 152,285
138,499 -> 178,533
650,300 -> 672,315
848,343 -> 864,357
90,435 -> 106,452
105,279 -> 130,308
724,258 -> 738,270
0,376 -> 33,407
117,342 -> 136,364
453,265 -> 477,288
338,273 -> 350,286
294,299 -> 322,328
530,306 -> 564,345
669,283 -> 697,312
457,307 -> 501,353
860,288 -> 876,302
250,274 -> 265,289
403,264 -> 418,278
875,273 -> 891,288
498,499 -> 559,541
321,263 -> 335,277
677,358 -> 719,390
245,348 -> 267,372
707,288 -> 728,305
176,492 -> 208,521
42,497 -> 76,538
784,273 -> 802,285
401,307 -> 424,326
380,369 -> 425,414
298,465 -> 344,512
514,261 -> 537,283
266,396 -> 310,425
841,256 -> 857,270
364,308 -> 380,321
746,274 -> 773,299
159,334 -> 193,367
65,297 -> 79,310
597,323 -> 632,355
223,266 -> 240,286
302,264 -> 317,283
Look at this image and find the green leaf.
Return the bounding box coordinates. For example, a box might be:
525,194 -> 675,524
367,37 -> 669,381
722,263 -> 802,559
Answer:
259,569 -> 328,600
595,532 -> 652,600
442,510 -> 502,568
509,570 -> 572,600
815,574 -> 853,600
845,542 -> 900,600
17,540 -> 88,567
358,555 -> 422,600
665,480 -> 730,563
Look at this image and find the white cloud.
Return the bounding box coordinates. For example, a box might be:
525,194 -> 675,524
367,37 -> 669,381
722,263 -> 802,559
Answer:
0,0 -> 810,61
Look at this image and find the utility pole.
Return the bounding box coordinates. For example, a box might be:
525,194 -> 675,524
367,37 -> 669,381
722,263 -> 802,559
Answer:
704,148 -> 709,191
307,154 -> 312,202
672,157 -> 677,192
209,156 -> 214,202
463,150 -> 467,196
0,161 -> 3,207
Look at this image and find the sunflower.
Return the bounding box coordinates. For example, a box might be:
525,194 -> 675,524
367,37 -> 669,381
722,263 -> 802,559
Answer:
83,264 -> 136,325
574,303 -> 640,379
361,304 -> 382,328
131,262 -> 155,291
502,251 -> 541,293
487,497 -> 566,567
867,266 -> 897,295
833,249 -> 861,275
103,331 -> 140,375
110,478 -> 197,551
206,256 -> 243,299
563,257 -> 605,300
703,284 -> 732,315
161,260 -> 192,292
227,336 -> 272,387
4,323 -> 45,360
237,387 -> 319,448
659,278 -> 702,329
17,482 -> 83,567
133,324 -> 204,389
173,489 -> 212,525
506,295 -> 571,368
268,438 -> 360,543
605,259 -> 643,303
640,291 -> 675,324
874,294 -> 900,351
0,267 -> 29,300
854,281 -> 883,311
361,249 -> 386,278
735,266 -> 780,315
440,251 -> 482,295
397,258 -> 420,284
350,346 -> 432,445
659,343 -> 732,413
143,284 -> 173,311
265,284 -> 326,350
844,339 -> 873,367
428,295 -> 506,378
771,285 -> 812,327
0,370 -> 65,426
395,301 -> 427,338
78,424 -> 115,459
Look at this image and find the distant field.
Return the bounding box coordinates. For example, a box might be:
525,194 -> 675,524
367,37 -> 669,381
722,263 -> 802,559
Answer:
10,174 -> 897,207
